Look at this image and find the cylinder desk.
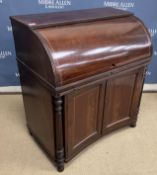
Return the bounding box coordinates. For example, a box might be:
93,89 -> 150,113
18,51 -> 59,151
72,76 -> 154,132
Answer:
10,7 -> 152,172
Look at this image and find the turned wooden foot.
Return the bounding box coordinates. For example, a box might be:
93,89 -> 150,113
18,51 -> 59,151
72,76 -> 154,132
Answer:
28,130 -> 33,136
130,123 -> 136,128
56,149 -> 64,172
57,164 -> 64,172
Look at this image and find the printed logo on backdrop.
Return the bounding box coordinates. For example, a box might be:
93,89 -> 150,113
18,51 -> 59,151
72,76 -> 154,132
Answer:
146,71 -> 151,76
149,28 -> 157,56
15,72 -> 20,78
104,1 -> 135,10
0,51 -> 12,60
7,26 -> 12,32
154,51 -> 157,56
38,0 -> 71,9
149,28 -> 157,37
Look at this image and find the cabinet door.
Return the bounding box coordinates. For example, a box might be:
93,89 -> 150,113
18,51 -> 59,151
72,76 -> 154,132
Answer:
102,67 -> 146,134
64,84 -> 105,160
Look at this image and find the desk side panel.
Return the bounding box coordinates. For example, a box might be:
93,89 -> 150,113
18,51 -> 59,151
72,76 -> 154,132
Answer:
18,62 -> 55,159
11,19 -> 56,86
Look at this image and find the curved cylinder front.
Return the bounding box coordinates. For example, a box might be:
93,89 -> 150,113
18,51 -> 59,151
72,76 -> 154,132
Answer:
36,15 -> 152,86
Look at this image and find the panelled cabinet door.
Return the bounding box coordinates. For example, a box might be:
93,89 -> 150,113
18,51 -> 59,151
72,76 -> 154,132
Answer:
102,67 -> 146,134
64,84 -> 105,160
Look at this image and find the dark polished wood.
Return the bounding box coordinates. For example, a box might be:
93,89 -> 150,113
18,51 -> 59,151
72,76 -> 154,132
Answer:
18,62 -> 56,158
36,16 -> 151,86
10,7 -> 132,29
10,8 -> 152,88
10,7 -> 152,172
102,67 -> 146,134
64,84 -> 105,160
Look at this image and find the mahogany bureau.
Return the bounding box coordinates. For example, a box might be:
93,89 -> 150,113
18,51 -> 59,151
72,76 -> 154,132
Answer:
10,7 -> 152,172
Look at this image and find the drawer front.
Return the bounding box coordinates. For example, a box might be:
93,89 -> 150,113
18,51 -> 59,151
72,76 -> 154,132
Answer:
64,84 -> 105,160
102,67 -> 145,133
